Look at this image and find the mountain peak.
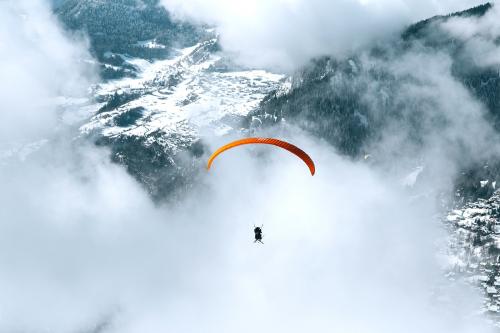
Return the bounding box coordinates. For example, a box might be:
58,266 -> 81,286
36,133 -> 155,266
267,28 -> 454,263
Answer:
402,2 -> 493,40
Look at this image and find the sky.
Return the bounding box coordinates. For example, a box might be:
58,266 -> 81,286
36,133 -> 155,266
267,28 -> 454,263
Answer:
1,0 -> 500,332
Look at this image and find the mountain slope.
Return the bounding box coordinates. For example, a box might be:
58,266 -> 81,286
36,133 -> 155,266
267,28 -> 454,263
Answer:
56,0 -> 209,79
446,190 -> 500,319
79,38 -> 283,200
248,2 -> 500,201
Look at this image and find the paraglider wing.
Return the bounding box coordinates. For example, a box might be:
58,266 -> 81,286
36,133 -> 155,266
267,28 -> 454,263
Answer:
207,138 -> 315,175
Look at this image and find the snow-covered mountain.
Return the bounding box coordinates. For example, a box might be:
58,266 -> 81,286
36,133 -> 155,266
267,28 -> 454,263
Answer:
81,39 -> 283,142
76,37 -> 283,199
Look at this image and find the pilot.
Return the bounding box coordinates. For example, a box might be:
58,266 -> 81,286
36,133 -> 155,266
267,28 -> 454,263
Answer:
254,226 -> 263,244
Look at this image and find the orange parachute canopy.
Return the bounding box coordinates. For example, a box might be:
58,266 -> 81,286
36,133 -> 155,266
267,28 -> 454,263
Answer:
207,138 -> 315,176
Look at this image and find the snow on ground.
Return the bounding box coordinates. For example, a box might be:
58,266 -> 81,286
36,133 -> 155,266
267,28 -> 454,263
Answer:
444,190 -> 500,322
80,39 -> 284,149
136,39 -> 167,49
402,166 -> 424,187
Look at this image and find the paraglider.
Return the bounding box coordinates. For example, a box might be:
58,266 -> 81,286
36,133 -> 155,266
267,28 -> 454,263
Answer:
206,137 -> 315,176
207,138 -> 315,244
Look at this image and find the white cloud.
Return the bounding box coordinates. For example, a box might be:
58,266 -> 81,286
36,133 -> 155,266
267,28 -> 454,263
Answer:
360,47 -> 500,177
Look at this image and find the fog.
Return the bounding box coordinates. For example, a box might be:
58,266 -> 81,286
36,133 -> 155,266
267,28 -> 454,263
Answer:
359,48 -> 500,188
0,0 -> 499,332
442,3 -> 500,68
162,0 -> 487,70
0,0 -> 94,149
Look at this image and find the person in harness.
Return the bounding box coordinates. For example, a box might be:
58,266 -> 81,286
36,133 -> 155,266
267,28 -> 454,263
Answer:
254,225 -> 263,244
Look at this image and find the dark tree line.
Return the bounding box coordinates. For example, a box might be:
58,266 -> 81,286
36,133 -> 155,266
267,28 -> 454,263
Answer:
56,0 -> 209,78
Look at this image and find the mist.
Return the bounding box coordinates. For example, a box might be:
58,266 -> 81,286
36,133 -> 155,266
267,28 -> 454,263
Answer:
161,0 -> 488,70
1,0 -> 500,332
442,3 -> 500,68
